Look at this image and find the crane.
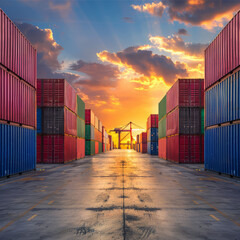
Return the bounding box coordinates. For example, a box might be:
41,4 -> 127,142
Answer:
110,122 -> 144,149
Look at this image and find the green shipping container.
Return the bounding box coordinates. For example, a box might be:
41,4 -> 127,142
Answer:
99,142 -> 102,153
158,95 -> 167,120
77,95 -> 85,120
85,140 -> 95,155
158,117 -> 166,139
201,108 -> 204,134
77,117 -> 85,138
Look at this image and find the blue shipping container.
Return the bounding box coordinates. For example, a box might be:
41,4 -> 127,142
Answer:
205,123 -> 240,177
147,128 -> 158,142
0,124 -> 36,178
205,70 -> 240,127
147,141 -> 158,155
37,108 -> 42,134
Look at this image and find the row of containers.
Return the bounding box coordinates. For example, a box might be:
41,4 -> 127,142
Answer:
135,10 -> 240,177
36,79 -> 113,164
0,9 -> 113,177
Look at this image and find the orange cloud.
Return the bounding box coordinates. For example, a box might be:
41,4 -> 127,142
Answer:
132,0 -> 240,29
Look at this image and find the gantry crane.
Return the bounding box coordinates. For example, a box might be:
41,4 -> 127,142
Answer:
110,122 -> 144,149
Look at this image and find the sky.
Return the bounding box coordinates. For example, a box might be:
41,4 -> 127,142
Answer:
1,0 -> 240,139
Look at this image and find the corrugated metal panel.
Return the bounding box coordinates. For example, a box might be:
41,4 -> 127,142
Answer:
99,142 -> 103,153
158,138 -> 167,159
77,138 -> 85,159
147,141 -> 158,155
147,128 -> 158,142
140,143 -> 147,153
85,125 -> 95,140
167,135 -> 203,163
139,132 -> 147,144
0,67 -> 36,127
167,79 -> 204,113
85,109 -> 95,125
167,107 -> 201,136
205,11 -> 240,90
76,95 -> 85,120
95,141 -> 99,154
37,79 -> 76,113
201,108 -> 204,134
0,124 -> 36,177
77,117 -> 85,138
37,108 -> 42,134
205,124 -> 240,177
147,114 -> 158,129
85,140 -> 95,155
205,69 -> 240,127
0,9 -> 37,88
158,117 -> 166,139
158,95 -> 166,120
37,135 -> 42,163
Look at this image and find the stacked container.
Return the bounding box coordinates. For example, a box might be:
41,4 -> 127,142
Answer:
136,135 -> 140,152
165,79 -> 204,163
204,11 -> 240,177
0,10 -> 37,177
139,132 -> 147,153
147,114 -> 158,155
85,109 -> 95,155
158,95 -> 167,159
98,120 -> 103,153
77,96 -> 85,159
37,79 -> 79,163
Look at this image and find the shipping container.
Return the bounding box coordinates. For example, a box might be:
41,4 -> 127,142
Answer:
85,125 -> 95,140
95,141 -> 99,154
147,128 -> 158,142
99,142 -> 103,153
0,67 -> 36,127
77,138 -> 85,159
98,120 -> 102,132
37,79 -> 76,113
205,69 -> 240,127
86,140 -> 95,155
37,135 -> 42,163
95,116 -> 98,129
136,135 -> 139,144
158,117 -> 166,139
166,107 -> 201,136
147,114 -> 158,129
158,138 -> 167,159
167,79 -> 204,113
0,124 -> 36,177
85,109 -> 95,126
201,108 -> 204,134
158,95 -> 167,120
139,132 -> 147,144
167,135 -> 203,163
0,9 -> 37,88
42,107 -> 77,136
37,108 -> 42,134
77,117 -> 85,138
205,124 -> 240,177
76,95 -> 85,120
140,143 -> 147,153
205,11 -> 240,90
147,141 -> 158,155
41,135 -> 77,163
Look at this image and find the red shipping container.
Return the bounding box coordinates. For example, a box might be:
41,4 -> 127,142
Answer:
139,132 -> 147,144
85,109 -> 95,126
201,135 -> 204,162
158,138 -> 166,159
166,79 -> 204,113
77,138 -> 85,159
205,11 -> 240,90
95,141 -> 99,154
37,79 -> 76,113
147,114 -> 158,129
0,67 -> 36,128
167,135 -> 203,163
42,135 -> 77,163
37,135 -> 42,163
102,143 -> 105,152
0,9 -> 37,88
140,143 -> 147,153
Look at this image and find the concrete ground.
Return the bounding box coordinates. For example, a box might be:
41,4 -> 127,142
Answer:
0,149 -> 240,240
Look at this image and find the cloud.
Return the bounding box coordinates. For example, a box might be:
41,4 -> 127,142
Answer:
98,46 -> 188,86
49,0 -> 72,12
149,34 -> 208,61
70,60 -> 120,87
177,28 -> 188,35
132,0 -> 240,29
